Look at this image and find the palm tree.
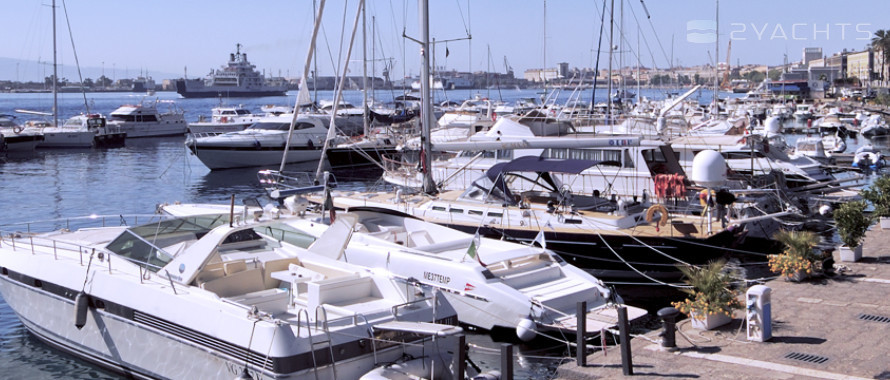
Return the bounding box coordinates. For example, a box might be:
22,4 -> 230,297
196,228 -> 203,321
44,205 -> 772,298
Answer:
872,30 -> 890,86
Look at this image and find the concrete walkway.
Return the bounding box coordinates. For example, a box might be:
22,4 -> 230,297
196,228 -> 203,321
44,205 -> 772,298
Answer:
559,226 -> 890,379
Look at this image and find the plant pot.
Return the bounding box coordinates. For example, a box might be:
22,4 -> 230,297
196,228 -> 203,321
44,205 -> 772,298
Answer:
839,244 -> 863,262
786,269 -> 808,282
690,311 -> 732,330
881,217 -> 890,230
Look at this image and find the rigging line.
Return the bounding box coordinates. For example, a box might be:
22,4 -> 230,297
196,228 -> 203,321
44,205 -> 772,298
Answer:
59,0 -> 88,114
336,0 -> 351,82
453,0 -> 471,37
595,231 -> 690,288
575,210 -> 695,267
589,0 -> 608,112
625,0 -> 665,74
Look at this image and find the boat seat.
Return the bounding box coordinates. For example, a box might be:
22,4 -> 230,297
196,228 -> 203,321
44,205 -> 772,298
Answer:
226,288 -> 289,315
307,275 -> 377,311
407,230 -> 434,247
224,261 -> 247,275
201,267 -> 266,298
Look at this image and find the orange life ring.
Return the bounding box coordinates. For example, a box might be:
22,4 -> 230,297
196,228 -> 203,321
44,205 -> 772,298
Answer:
220,116 -> 228,123
645,204 -> 670,232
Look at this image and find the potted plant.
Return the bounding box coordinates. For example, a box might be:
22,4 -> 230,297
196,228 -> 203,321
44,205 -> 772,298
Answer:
672,260 -> 743,330
861,175 -> 890,229
834,201 -> 872,262
768,230 -> 821,281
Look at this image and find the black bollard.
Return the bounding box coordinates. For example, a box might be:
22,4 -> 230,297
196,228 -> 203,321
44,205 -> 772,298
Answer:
657,307 -> 680,349
618,306 -> 633,375
500,343 -> 514,380
576,301 -> 587,366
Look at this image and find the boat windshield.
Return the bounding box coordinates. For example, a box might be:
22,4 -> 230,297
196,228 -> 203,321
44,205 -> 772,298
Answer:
459,176 -> 513,205
106,215 -> 229,271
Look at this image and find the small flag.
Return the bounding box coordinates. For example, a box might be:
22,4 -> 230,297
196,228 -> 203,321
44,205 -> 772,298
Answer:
532,230 -> 547,249
532,229 -> 547,250
464,283 -> 475,292
323,189 -> 336,222
464,232 -> 486,266
446,46 -> 450,58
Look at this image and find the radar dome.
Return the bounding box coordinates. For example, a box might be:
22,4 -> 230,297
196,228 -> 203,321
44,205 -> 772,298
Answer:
691,150 -> 727,187
765,116 -> 782,134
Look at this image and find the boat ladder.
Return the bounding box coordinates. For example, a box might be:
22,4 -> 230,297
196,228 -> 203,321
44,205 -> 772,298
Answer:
312,305 -> 337,380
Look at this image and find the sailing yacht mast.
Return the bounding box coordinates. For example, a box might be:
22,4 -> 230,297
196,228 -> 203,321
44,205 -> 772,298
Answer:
52,0 -> 58,128
420,0 -> 436,194
280,0 -> 326,173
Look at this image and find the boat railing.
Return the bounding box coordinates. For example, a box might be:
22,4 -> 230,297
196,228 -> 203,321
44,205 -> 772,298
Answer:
257,170 -> 331,199
0,214 -> 168,236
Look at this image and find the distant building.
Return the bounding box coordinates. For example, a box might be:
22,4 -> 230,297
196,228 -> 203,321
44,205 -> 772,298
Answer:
802,47 -> 822,68
846,49 -> 875,86
524,68 -> 559,83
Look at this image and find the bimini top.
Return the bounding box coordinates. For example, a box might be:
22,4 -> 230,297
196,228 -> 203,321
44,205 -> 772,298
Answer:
485,156 -> 617,182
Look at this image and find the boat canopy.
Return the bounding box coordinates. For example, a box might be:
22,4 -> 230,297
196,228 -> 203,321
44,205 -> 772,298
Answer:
485,156 -> 616,182
461,157 -> 617,206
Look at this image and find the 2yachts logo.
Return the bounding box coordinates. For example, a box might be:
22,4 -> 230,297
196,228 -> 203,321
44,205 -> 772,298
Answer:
687,20 -> 872,43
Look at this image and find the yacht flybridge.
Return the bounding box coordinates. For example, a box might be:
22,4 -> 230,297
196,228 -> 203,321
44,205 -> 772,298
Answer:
0,212 -> 463,379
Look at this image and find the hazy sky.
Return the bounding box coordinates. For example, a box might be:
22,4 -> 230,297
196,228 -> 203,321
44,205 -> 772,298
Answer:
1,0 -> 886,82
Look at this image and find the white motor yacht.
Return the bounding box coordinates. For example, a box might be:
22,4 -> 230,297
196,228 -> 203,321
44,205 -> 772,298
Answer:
106,98 -> 188,138
188,104 -> 266,134
161,199 -> 646,342
186,114 -> 334,170
38,114 -> 126,148
0,212 -> 463,379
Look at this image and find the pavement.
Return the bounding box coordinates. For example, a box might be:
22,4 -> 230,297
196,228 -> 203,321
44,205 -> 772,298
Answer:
558,225 -> 890,379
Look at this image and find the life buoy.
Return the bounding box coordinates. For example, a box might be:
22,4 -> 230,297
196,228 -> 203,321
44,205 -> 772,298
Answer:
220,116 -> 228,123
645,204 -> 670,232
699,189 -> 715,207
13,126 -> 24,134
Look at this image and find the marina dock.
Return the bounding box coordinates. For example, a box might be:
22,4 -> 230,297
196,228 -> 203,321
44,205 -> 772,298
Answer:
559,226 -> 890,379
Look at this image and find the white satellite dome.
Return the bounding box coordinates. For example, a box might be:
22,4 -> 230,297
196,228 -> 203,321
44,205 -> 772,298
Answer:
765,115 -> 783,134
691,150 -> 727,187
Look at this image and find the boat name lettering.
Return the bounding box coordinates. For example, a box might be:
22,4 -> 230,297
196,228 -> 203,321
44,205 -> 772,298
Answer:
609,139 -> 634,146
424,271 -> 451,284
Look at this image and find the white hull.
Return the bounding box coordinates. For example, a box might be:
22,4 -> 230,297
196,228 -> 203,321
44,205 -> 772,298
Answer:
0,277 -> 431,380
39,130 -> 97,148
191,148 -> 323,170
109,121 -> 187,138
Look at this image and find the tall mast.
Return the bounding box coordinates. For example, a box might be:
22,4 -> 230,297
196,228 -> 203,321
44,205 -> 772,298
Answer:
420,0 -> 436,194
52,0 -> 58,127
282,0 -> 326,173
607,0 -> 614,124
542,0 -> 547,96
361,0 -> 369,137
713,0 -> 719,110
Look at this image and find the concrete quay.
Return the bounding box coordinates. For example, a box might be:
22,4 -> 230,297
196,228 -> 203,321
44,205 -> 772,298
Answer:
558,227 -> 890,379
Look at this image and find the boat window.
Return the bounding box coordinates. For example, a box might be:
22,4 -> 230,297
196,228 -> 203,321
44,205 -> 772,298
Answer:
468,210 -> 484,216
542,148 -> 627,167
236,109 -> 251,115
106,215 -> 229,272
488,212 -> 503,218
449,208 -> 464,214
431,206 -> 446,211
256,224 -> 316,248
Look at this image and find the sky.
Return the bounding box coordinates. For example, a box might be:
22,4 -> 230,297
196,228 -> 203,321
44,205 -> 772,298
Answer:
0,0 -> 886,82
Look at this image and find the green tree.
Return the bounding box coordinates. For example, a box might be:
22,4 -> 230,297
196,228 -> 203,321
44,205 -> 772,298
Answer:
768,69 -> 782,81
871,29 -> 890,86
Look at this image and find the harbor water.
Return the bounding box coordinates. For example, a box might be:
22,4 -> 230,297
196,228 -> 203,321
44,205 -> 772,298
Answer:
1,89 -> 887,379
